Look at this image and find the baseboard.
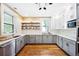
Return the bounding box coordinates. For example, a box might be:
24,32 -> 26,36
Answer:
26,43 -> 57,45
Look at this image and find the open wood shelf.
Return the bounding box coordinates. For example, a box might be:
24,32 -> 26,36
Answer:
21,22 -> 40,30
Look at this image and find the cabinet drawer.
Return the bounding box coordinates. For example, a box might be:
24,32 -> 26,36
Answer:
67,39 -> 76,45
63,38 -> 76,56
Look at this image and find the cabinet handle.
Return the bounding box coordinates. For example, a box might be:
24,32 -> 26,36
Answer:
66,43 -> 69,46
21,41 -> 22,43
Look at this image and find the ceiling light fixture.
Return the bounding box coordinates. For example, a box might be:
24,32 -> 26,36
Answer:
35,3 -> 53,10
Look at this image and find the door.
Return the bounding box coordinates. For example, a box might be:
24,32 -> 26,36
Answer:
52,35 -> 57,43
25,35 -> 30,43
0,40 -> 15,56
47,35 -> 53,43
67,39 -> 76,56
43,35 -> 53,43
29,35 -> 36,43
15,38 -> 21,54
58,36 -> 63,48
43,35 -> 49,43
68,43 -> 76,56
62,38 -> 69,53
36,35 -> 42,43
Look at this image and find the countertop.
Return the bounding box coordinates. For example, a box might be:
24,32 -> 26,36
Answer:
0,34 -> 26,46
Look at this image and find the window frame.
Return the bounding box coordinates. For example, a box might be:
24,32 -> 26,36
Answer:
4,12 -> 14,34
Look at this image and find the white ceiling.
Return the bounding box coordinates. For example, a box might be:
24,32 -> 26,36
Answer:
7,3 -> 71,17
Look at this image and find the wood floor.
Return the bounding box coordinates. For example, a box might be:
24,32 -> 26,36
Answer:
17,44 -> 68,56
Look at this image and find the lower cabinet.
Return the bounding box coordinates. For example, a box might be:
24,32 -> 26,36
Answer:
15,36 -> 25,54
29,35 -> 36,43
58,36 -> 63,48
15,37 -> 21,54
0,40 -> 15,56
57,35 -> 76,56
25,35 -> 30,43
26,35 -> 57,44
20,36 -> 25,49
23,35 -> 27,45
36,35 -> 42,43
57,36 -> 63,49
62,38 -> 69,53
63,38 -> 76,56
42,35 -> 53,43
52,35 -> 57,43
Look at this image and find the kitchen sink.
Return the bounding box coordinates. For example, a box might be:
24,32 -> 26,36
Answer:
13,35 -> 20,38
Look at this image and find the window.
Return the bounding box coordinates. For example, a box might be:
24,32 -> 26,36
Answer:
42,19 -> 49,32
4,12 -> 14,34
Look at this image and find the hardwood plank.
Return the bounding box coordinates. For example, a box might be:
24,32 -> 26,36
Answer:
17,45 -> 68,56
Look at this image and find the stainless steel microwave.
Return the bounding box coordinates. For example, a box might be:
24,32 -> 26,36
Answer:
67,19 -> 76,28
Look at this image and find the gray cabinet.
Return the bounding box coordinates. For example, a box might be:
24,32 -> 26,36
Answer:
63,38 -> 76,56
25,35 -> 30,43
56,35 -> 59,45
42,35 -> 53,43
52,35 -> 57,43
0,40 -> 15,56
29,35 -> 36,43
62,38 -> 69,53
23,35 -> 27,45
15,37 -> 21,54
20,36 -> 25,49
68,42 -> 76,56
15,36 -> 25,54
36,35 -> 42,43
57,36 -> 63,48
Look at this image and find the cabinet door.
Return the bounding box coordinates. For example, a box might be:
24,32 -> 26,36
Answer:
0,40 -> 15,56
23,36 -> 27,45
52,35 -> 57,43
36,35 -> 42,43
29,35 -> 36,43
47,35 -> 53,43
10,40 -> 15,56
56,36 -> 59,45
15,38 -> 21,54
63,38 -> 76,56
63,38 -> 69,53
67,39 -> 76,56
20,37 -> 25,49
25,35 -> 30,43
43,35 -> 53,43
68,43 -> 76,56
42,35 -> 49,43
58,36 -> 63,48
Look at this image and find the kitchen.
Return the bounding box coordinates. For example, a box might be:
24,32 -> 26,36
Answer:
0,3 -> 78,56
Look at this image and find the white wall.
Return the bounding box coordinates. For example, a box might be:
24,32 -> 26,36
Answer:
0,4 -> 22,35
21,17 -> 51,34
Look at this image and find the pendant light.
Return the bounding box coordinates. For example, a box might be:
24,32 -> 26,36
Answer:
35,3 -> 53,10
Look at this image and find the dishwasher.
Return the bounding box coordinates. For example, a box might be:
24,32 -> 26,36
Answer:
0,40 -> 15,56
